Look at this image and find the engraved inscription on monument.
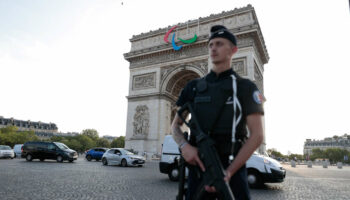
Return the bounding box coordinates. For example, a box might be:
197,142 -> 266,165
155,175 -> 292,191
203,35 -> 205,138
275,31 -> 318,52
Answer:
132,105 -> 150,138
133,73 -> 156,90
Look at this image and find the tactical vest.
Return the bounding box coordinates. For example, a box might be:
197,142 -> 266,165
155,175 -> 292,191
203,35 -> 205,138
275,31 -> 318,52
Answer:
189,75 -> 246,156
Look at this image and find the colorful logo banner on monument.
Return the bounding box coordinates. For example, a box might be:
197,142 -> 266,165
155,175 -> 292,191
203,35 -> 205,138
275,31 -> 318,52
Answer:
163,26 -> 197,51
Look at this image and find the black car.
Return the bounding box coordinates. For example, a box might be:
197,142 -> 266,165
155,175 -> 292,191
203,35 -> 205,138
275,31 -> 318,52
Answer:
21,141 -> 78,163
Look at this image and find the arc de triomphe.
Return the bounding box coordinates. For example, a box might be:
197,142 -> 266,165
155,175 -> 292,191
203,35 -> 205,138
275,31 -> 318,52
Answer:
123,5 -> 269,157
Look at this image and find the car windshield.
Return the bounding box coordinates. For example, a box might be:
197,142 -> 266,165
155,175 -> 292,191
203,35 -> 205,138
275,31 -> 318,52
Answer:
0,146 -> 11,150
54,142 -> 69,150
123,150 -> 134,155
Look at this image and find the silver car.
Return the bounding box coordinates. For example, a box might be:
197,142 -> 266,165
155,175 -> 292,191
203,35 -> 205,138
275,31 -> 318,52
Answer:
0,145 -> 15,159
102,148 -> 145,167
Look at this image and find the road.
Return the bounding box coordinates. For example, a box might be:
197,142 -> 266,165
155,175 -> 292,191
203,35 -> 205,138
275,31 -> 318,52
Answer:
0,158 -> 349,199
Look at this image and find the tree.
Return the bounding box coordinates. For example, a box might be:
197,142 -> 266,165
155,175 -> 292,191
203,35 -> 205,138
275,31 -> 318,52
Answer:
65,139 -> 82,152
111,136 -> 125,148
267,148 -> 285,159
288,153 -> 303,161
309,148 -> 350,164
74,134 -> 96,152
96,138 -> 110,148
0,126 -> 39,147
81,129 -> 99,140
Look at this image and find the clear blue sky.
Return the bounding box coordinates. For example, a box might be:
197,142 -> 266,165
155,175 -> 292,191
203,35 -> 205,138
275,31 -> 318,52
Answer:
1,0 -> 349,154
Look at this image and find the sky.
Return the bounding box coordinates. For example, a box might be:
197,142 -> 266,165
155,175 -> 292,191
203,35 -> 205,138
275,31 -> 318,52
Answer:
0,0 -> 349,155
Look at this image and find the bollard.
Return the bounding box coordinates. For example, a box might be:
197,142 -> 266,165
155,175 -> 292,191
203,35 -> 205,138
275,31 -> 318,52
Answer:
337,162 -> 343,169
307,161 -> 312,168
322,161 -> 328,168
291,160 -> 296,167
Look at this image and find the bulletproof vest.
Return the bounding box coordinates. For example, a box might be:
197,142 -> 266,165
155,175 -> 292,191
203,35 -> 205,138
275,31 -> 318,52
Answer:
190,75 -> 245,156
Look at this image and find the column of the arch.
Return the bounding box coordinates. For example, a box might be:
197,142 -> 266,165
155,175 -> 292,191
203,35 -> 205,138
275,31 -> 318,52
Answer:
253,51 -> 266,154
231,47 -> 267,153
154,98 -> 173,155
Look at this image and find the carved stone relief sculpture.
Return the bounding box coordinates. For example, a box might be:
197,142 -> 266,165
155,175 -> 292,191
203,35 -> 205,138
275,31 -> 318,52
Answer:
133,73 -> 156,90
232,58 -> 247,76
133,105 -> 150,138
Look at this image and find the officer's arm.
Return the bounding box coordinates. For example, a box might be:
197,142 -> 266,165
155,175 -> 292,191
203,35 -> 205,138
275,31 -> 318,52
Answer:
224,113 -> 264,181
171,112 -> 205,171
171,112 -> 188,146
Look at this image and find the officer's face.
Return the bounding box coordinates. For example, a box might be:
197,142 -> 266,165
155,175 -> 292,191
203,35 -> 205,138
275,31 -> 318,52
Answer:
208,38 -> 236,64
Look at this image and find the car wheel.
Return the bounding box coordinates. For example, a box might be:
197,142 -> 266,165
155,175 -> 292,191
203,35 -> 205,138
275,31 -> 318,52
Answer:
95,158 -> 100,161
56,155 -> 64,163
69,160 -> 74,163
121,159 -> 127,167
26,154 -> 33,162
168,166 -> 179,181
40,158 -> 45,162
102,158 -> 108,166
86,155 -> 92,161
247,169 -> 263,188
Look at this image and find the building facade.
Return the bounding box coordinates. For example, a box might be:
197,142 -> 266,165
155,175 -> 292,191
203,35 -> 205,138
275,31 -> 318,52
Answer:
304,134 -> 350,155
0,116 -> 77,139
123,5 -> 269,157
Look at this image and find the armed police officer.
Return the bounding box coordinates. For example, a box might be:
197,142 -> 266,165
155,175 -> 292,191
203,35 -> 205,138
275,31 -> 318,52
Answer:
171,25 -> 264,200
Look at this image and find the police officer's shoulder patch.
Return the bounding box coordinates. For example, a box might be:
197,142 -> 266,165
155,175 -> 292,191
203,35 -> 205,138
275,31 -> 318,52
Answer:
252,90 -> 263,104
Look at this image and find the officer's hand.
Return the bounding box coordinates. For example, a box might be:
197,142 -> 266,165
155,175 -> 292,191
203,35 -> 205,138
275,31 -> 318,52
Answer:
224,169 -> 233,182
205,169 -> 232,193
204,185 -> 216,193
181,144 -> 205,172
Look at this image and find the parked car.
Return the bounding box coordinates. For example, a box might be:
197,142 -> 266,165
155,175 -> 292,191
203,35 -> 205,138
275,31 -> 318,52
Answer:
13,144 -> 23,158
102,148 -> 145,167
21,141 -> 78,163
159,135 -> 286,187
0,145 -> 15,159
159,135 -> 182,181
246,152 -> 286,187
85,148 -> 109,161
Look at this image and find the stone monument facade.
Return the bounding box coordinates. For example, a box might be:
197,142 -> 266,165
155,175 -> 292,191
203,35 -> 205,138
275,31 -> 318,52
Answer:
124,5 -> 269,157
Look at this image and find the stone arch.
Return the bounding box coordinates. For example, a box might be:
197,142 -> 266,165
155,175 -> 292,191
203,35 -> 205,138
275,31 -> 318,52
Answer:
160,65 -> 204,125
161,65 -> 205,100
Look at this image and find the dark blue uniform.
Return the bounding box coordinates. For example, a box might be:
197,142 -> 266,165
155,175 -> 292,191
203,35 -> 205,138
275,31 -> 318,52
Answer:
176,68 -> 264,200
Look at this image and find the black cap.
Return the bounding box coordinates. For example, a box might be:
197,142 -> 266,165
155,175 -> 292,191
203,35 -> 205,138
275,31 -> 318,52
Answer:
208,25 -> 237,46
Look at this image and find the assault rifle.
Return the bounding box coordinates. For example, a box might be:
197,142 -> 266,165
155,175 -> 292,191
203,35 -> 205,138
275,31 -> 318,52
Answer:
176,132 -> 188,200
177,102 -> 234,200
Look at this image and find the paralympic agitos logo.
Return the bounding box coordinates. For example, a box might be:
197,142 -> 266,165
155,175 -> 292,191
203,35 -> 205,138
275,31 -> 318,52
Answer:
163,26 -> 197,51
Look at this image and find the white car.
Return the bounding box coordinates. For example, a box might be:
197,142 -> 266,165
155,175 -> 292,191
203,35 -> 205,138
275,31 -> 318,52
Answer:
246,152 -> 286,187
159,135 -> 286,187
13,144 -> 23,158
0,145 -> 15,159
102,148 -> 146,167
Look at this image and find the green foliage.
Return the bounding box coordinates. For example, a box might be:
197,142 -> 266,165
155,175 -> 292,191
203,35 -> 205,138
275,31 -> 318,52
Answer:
81,129 -> 99,140
111,136 -> 125,148
96,138 -> 110,148
267,148 -> 285,159
310,148 -> 350,163
288,153 -> 303,161
0,126 -> 39,147
48,134 -> 96,153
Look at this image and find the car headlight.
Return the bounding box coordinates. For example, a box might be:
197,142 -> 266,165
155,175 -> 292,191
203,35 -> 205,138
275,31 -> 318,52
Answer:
65,152 -> 73,157
130,157 -> 137,160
